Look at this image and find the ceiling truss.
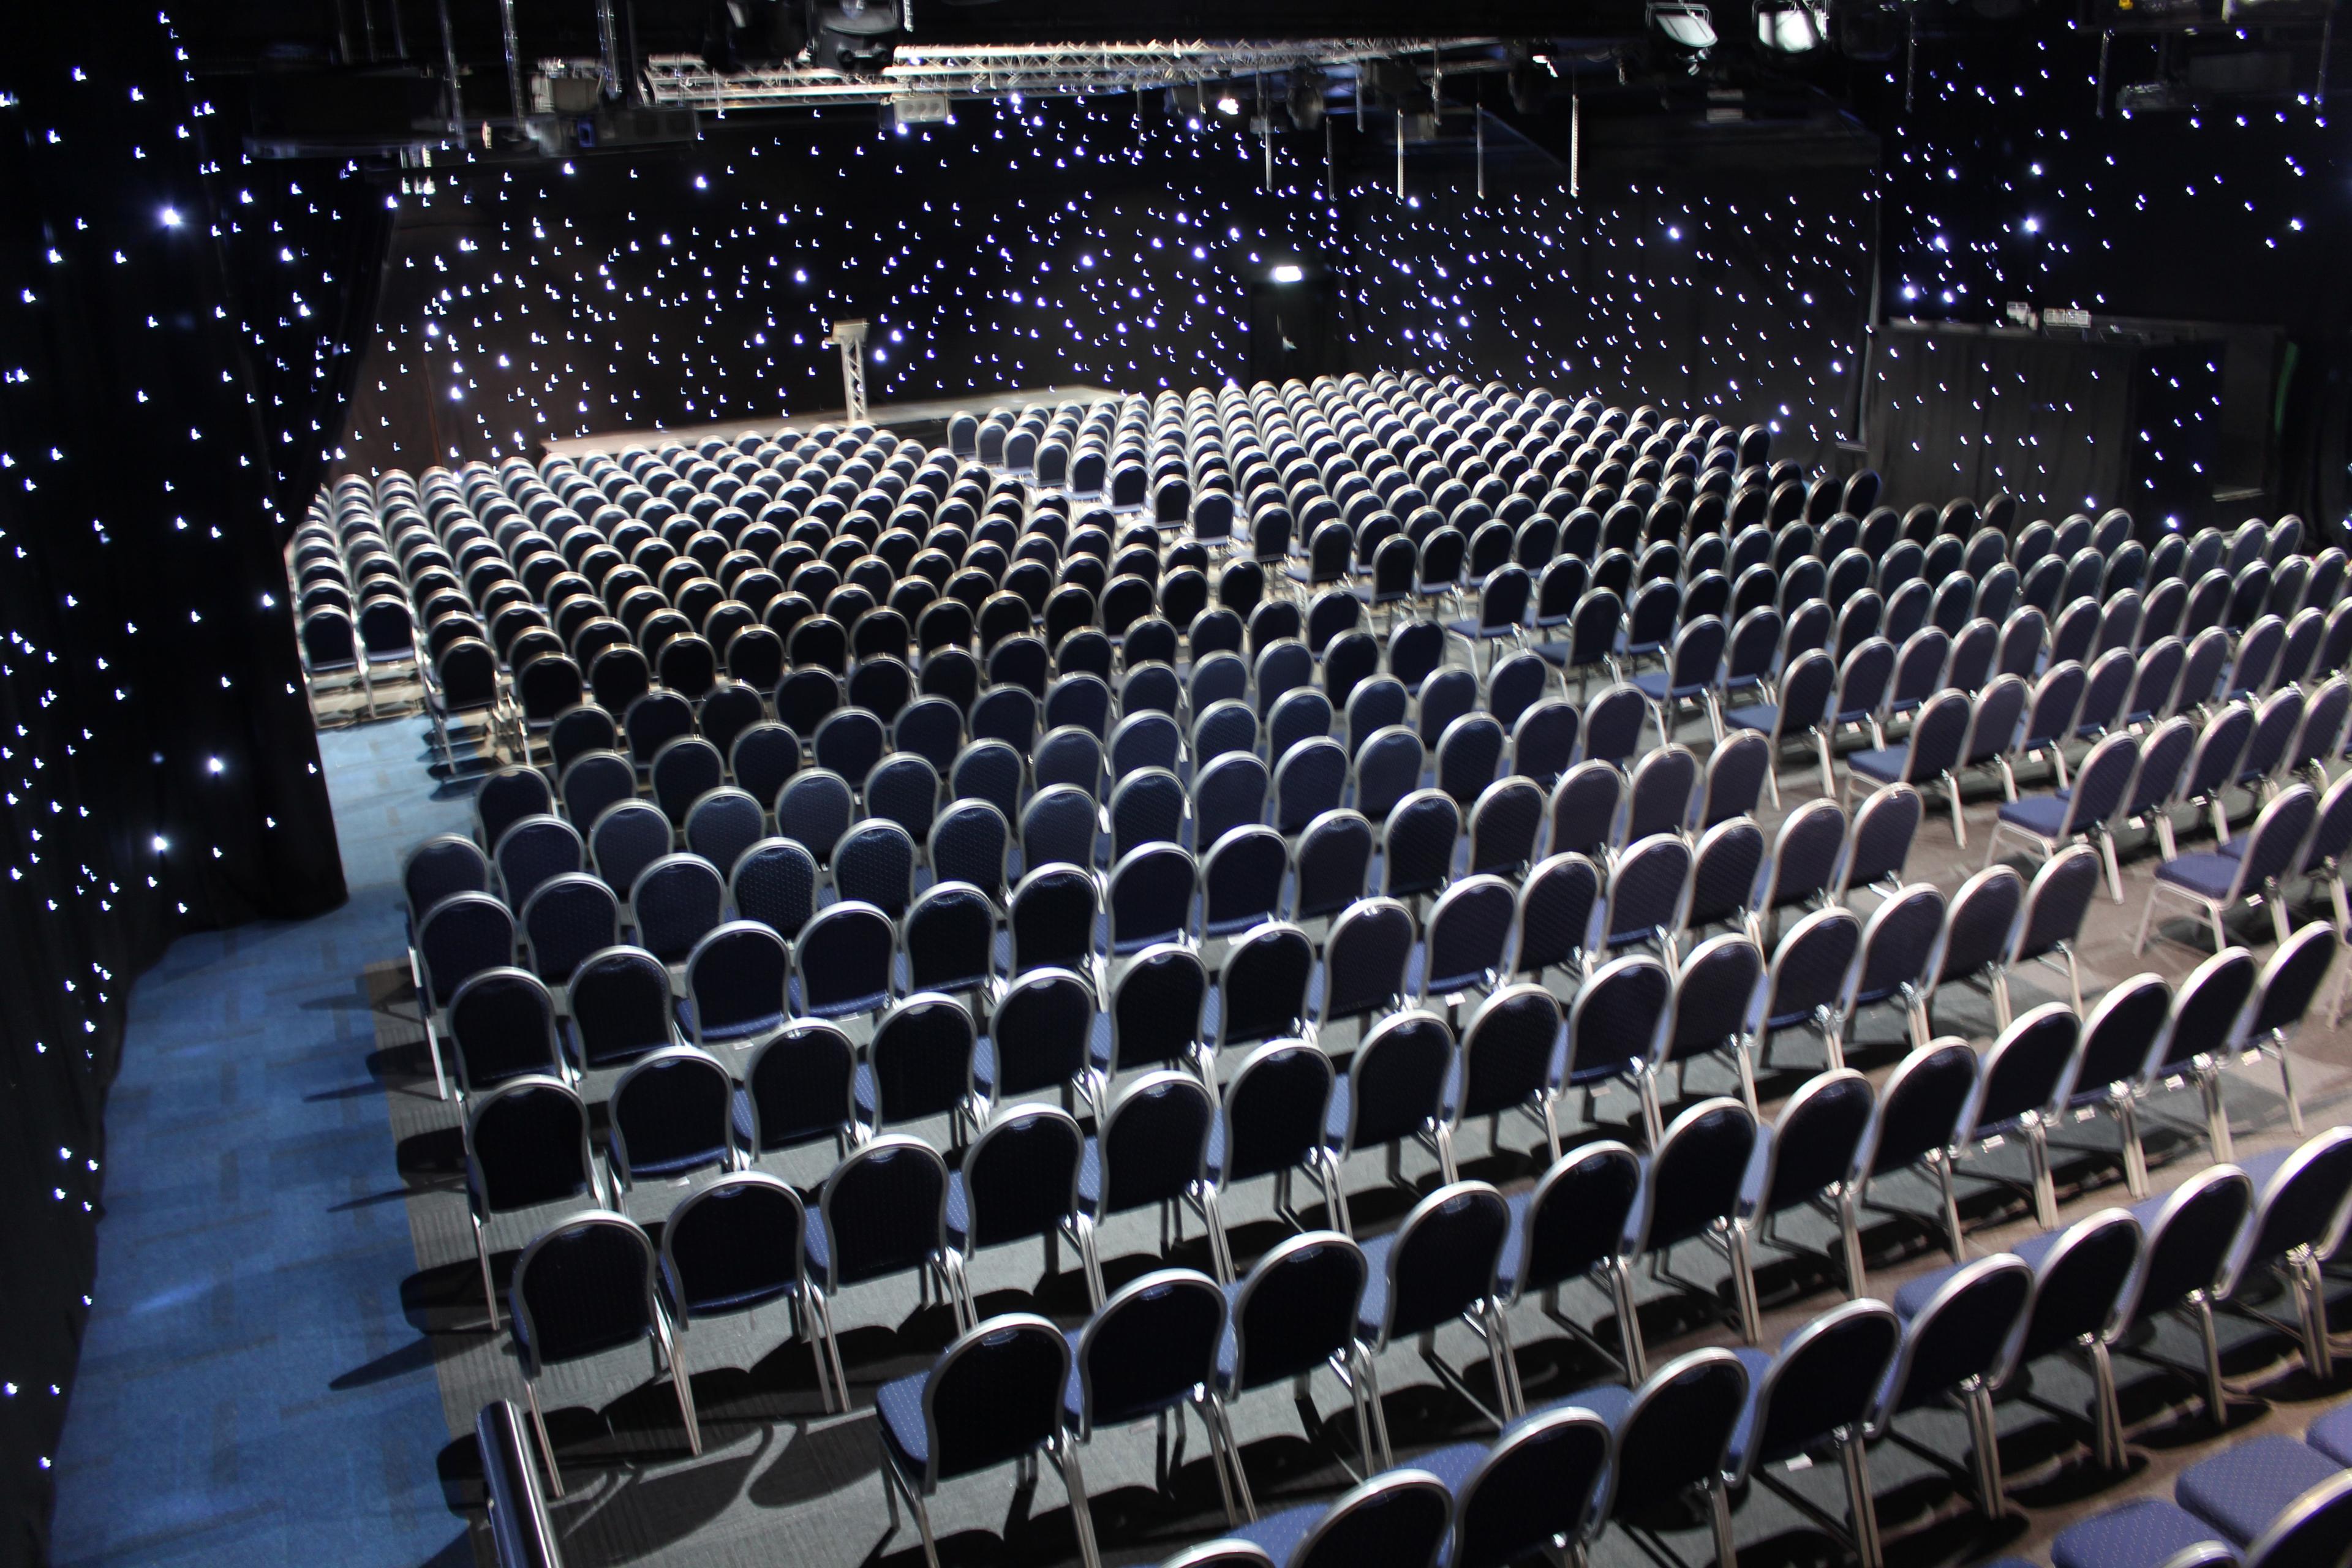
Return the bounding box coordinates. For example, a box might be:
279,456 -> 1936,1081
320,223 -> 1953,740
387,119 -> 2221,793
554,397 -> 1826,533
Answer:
630,39 -> 1502,110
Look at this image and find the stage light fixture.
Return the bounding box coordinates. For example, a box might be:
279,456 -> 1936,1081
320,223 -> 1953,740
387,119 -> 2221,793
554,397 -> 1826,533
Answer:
1215,91 -> 1242,116
1755,0 -> 1829,51
1270,263 -> 1305,282
1649,2 -> 1719,56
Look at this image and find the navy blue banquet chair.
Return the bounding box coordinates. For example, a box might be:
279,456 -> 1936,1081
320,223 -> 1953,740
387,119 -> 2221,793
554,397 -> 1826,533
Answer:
606,1044 -> 736,1200
2065,973 -> 2175,1197
1559,1347 -> 1749,1568
1072,1069 -> 1221,1298
738,1019 -> 859,1166
1737,1067 -> 1875,1294
463,1076 -> 605,1330
447,967 -> 568,1099
1873,1252 -> 2034,1523
589,798 -> 673,900
508,1212 -> 701,1496
1725,1300 -> 1904,1568
659,1172 -> 837,1414
494,815 -> 584,913
1100,944 -> 1213,1104
1355,1181 -> 1520,1453
1224,1467 -> 1455,1568
874,1313 -> 1102,1568
1838,1038 -> 1978,1293
564,944 -> 680,1084
1758,906 -> 1861,1074
861,992 -> 981,1144
679,920 -> 789,1051
1215,922 -> 1316,1055
1314,897 -> 1415,1044
628,853 -> 726,969
1207,1041 -> 1340,1272
943,1102 -> 1087,1324
2214,1126 -> 2352,1382
2137,946 -> 2260,1164
903,880 -> 998,1001
806,1133 -> 954,1390
981,967 -> 1096,1112
832,818 -> 918,921
1213,1231 -> 1382,1501
519,874 -> 621,1000
1492,1139 -> 1646,1376
1545,760 -> 1621,863
731,836 -> 819,941
2136,783 -> 2317,952
793,899 -> 897,1022
1405,1403 -> 1610,1568
1321,1008 -> 1451,1233
1512,851 -> 1602,986
1919,864 -> 2024,1035
1433,982 -> 1567,1181
1834,782 -> 1926,906
1624,1096 -> 1763,1352
1202,825 -> 1288,943
1066,1269 -> 1245,1529
417,891 -> 519,1101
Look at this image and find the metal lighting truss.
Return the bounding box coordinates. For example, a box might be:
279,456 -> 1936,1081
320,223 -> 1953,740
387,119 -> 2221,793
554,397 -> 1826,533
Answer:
633,39 -> 1502,110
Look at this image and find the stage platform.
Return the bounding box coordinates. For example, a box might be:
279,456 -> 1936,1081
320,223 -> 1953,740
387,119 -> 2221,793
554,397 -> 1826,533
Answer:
540,383 -> 1126,461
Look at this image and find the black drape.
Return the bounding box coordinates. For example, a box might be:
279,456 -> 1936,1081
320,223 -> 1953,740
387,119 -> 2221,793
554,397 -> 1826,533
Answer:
0,9 -> 352,1556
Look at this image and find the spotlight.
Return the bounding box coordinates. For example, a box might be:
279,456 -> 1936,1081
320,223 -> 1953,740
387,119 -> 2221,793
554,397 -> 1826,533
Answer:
1215,92 -> 1242,117
1649,1 -> 1719,55
1755,0 -> 1828,50
1270,263 -> 1305,283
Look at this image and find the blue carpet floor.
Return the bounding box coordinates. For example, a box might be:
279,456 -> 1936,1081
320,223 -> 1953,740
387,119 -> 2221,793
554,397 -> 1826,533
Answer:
50,722 -> 471,1568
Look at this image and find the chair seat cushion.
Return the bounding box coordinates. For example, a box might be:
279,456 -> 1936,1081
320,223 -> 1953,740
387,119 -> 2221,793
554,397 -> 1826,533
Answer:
2052,1498 -> 2226,1568
1996,794 -> 2071,837
1629,671 -> 1673,701
1721,1345 -> 1779,1474
2176,1434 -> 2341,1544
876,1368 -> 933,1475
1723,703 -> 1780,734
1847,747 -> 1907,785
2305,1404 -> 2352,1467
1413,1438 -> 1493,1494
1355,1230 -> 1397,1341
2156,853 -> 2239,899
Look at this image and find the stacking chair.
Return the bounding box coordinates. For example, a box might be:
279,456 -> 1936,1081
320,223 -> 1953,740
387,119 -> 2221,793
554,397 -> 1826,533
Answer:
941,1104 -> 1087,1325
1622,1098 -> 1762,1350
2136,783 -> 2316,952
1872,1254 -> 2034,1523
1213,1232 -> 1383,1498
1921,865 -> 2024,1035
1724,1300 -> 1904,1568
1834,783 -> 1923,906
1554,1348 -> 1748,1568
660,1174 -> 837,1414
509,1212 -> 701,1496
1754,799 -> 1847,946
1322,1010 -> 1452,1232
1840,1039 -> 1979,1292
1316,897 -> 1416,1039
2061,974 -> 2174,1196
1223,1467 -> 1455,1568
2051,1464 -> 2352,1568
463,1076 -> 605,1331
2214,1126 -> 2352,1382
1407,1404 -> 1611,1568
1736,1069 -> 1875,1294
1352,1182 -> 1519,1457
1065,1270 -> 1245,1531
1433,984 -> 1569,1180
679,921 -> 789,1050
1512,851 -> 1602,985
874,1314 -> 1101,1568
417,892 -> 518,1101
1948,1003 -> 2081,1232
2108,1163 -> 2254,1427
1759,907 -> 1861,1073
1987,729 -> 2140,902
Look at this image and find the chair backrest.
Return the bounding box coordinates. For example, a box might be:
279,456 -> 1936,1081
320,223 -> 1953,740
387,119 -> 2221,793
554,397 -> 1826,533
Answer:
510,1212 -> 661,1375
1546,761 -> 1622,861
1071,1268 -> 1227,1436
1855,881 -> 1946,1005
2120,1164 -> 2250,1336
1451,1406 -> 1611,1568
608,1045 -> 735,1181
2231,1126 -> 2352,1289
1229,1229 -> 1369,1390
1381,789 -> 1461,900
418,892 -> 517,1009
959,1103 -> 1084,1251
2072,972 -> 2171,1102
1291,1468 -> 1455,1568
467,1076 -> 599,1216
1514,851 -> 1601,976
1879,1254 -> 2033,1416
914,1313 -> 1071,1487
1605,1348 -> 1749,1520
1509,1140 -> 1642,1299
1321,897 -> 1417,1023
1933,865 -> 2023,986
817,1134 -> 949,1290
1738,1300 -> 1902,1481
1370,1180 -> 1512,1346
1840,782 -> 1921,892
1863,1038 -> 1979,1178
1967,1002 -> 2080,1139
1765,906 -> 1861,1022
2155,945 -> 2258,1076
2014,842 -> 2103,963
1752,1068 -> 1875,1218
2251,922 -> 2339,1043
2015,1207 -> 2143,1366
660,1173 -> 808,1326
1455,983 -> 1567,1121
1635,1097 -> 1757,1253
